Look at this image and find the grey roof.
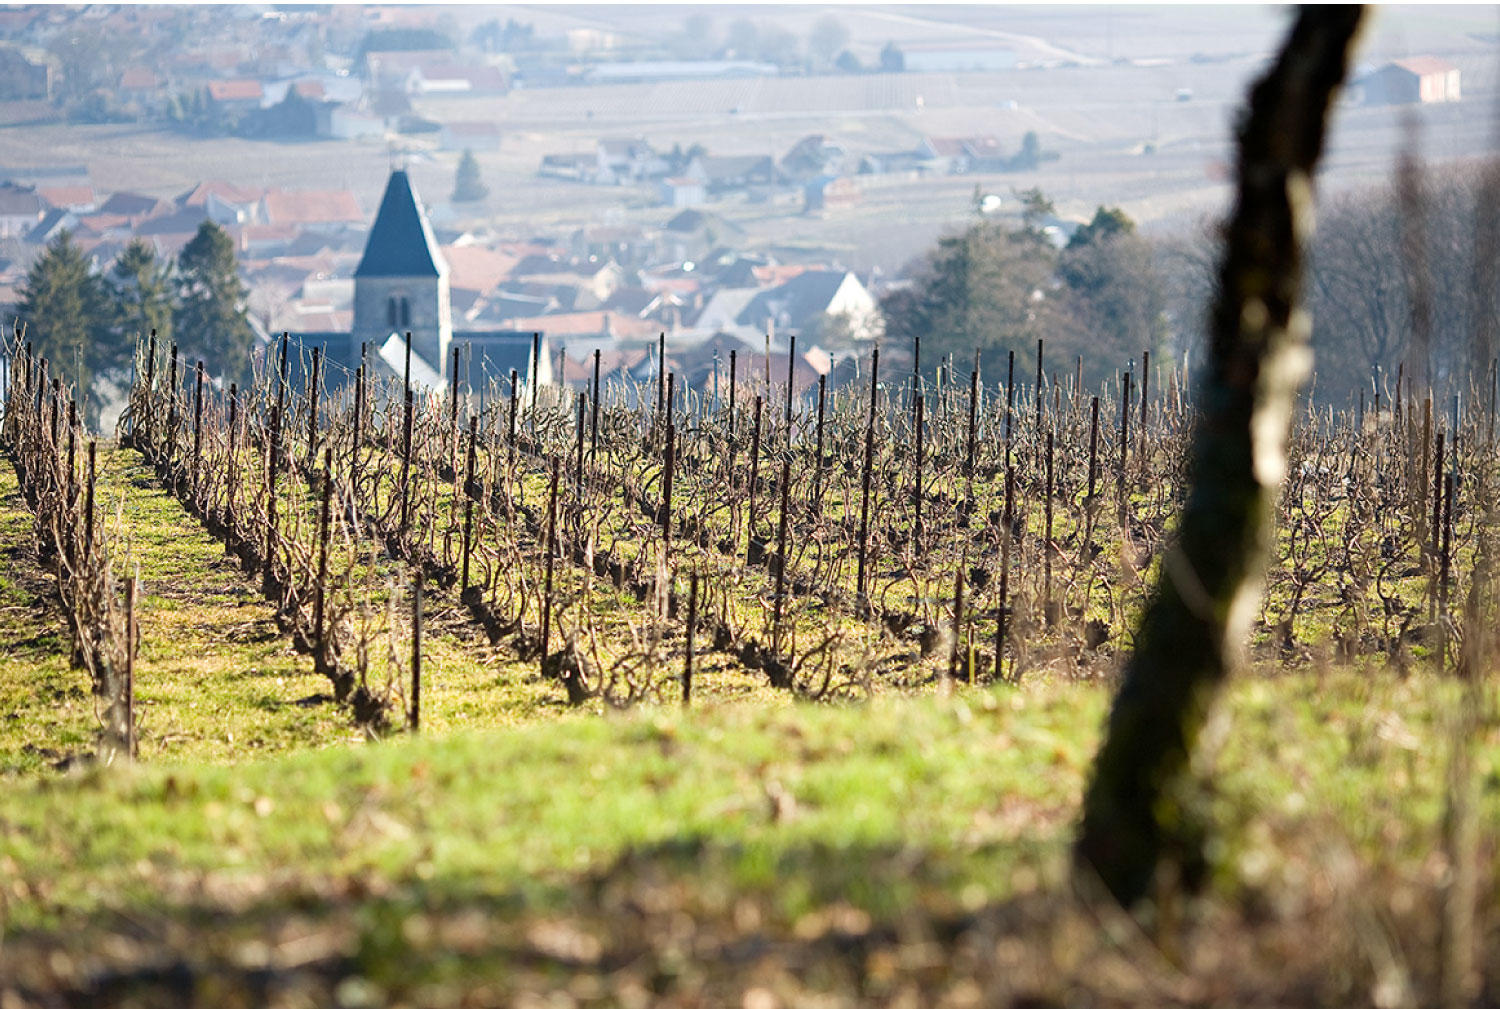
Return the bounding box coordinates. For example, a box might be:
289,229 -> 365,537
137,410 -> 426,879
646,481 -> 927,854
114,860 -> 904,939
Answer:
737,270 -> 848,330
354,170 -> 447,280
0,182 -> 40,216
25,208 -> 74,244
98,191 -> 164,217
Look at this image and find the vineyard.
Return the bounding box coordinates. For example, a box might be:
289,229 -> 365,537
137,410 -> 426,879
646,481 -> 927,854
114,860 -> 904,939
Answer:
11,322 -> 1494,746
0,323 -> 1497,1004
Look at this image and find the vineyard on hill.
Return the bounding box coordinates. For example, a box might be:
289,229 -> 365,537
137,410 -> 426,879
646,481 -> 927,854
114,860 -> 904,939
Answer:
0,323 -> 1493,758
0,323 -> 1496,1006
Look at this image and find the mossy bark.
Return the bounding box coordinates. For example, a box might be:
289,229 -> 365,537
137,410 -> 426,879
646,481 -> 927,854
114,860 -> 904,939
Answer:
1075,6 -> 1367,908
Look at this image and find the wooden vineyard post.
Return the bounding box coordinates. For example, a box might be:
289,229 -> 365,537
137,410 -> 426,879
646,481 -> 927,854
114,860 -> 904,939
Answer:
656,331 -> 666,431
574,391 -> 586,494
84,440 -> 95,564
1005,350 -> 1016,467
1087,396 -> 1100,508
450,344 -> 461,477
1420,396 -> 1432,551
65,402 -> 75,510
1035,338 -> 1045,435
784,335 -> 796,438
540,459 -> 560,672
996,464 -> 1014,683
683,571 -> 698,708
307,346 -> 321,467
590,348 -> 601,461
165,344 -> 178,472
1431,427 -> 1445,620
124,570 -> 137,760
507,368 -> 519,473
315,448 -> 332,662
350,364 -> 363,501
726,350 -> 739,482
1118,370 -> 1132,527
911,335 -> 920,430
773,445 -> 792,657
913,393 -> 925,550
226,382 -> 238,524
410,569 -> 423,733
1045,429 -> 1056,626
949,566 -> 966,682
1439,470 -> 1454,668
662,414 -> 676,567
746,395 -> 762,565
400,385 -> 414,537
192,361 -> 204,502
265,367 -> 283,590
813,372 -> 827,504
965,352 -> 979,513
856,348 -> 879,610
144,330 -> 157,449
462,416 -> 478,596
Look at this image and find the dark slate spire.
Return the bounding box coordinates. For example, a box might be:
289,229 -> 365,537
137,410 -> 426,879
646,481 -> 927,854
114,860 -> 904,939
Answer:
354,170 -> 445,278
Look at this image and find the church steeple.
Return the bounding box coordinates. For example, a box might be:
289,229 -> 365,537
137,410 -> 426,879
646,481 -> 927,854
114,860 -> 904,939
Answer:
356,170 -> 446,279
352,169 -> 452,378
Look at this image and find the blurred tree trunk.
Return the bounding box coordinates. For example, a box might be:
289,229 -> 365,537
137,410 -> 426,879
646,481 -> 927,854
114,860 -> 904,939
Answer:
1075,5 -> 1366,909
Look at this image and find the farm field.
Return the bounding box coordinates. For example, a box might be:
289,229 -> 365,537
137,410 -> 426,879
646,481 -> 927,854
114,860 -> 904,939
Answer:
2,324 -> 1499,1003
4,2 -> 1498,279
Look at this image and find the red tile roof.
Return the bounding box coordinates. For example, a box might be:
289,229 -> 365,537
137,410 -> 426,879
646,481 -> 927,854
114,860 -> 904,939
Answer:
207,79 -> 264,103
178,180 -> 264,208
261,189 -> 363,226
1391,56 -> 1459,77
441,244 -> 520,294
38,186 -> 95,210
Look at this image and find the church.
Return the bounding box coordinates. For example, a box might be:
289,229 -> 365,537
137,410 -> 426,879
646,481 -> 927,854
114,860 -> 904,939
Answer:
285,169 -> 550,396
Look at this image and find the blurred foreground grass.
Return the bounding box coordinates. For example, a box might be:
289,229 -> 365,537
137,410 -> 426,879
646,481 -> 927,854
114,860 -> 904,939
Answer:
1,671 -> 1495,1006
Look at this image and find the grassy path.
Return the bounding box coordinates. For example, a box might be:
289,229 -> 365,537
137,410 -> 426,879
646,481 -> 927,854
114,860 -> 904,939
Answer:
84,446 -> 351,763
0,460 -> 96,775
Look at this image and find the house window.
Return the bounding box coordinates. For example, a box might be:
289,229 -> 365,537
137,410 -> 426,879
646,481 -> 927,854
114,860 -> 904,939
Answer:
387,297 -> 398,328
400,297 -> 410,327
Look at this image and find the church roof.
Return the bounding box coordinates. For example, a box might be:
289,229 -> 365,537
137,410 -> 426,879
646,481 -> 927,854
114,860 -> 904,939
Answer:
354,170 -> 447,280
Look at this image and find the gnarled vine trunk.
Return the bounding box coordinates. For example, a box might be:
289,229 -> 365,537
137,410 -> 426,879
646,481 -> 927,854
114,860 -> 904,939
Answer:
1075,5 -> 1367,908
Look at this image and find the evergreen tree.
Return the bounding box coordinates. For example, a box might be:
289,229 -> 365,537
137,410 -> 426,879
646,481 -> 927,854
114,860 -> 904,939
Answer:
880,216 -> 1057,378
108,239 -> 174,352
452,148 -> 490,203
16,229 -> 112,412
174,221 -> 254,383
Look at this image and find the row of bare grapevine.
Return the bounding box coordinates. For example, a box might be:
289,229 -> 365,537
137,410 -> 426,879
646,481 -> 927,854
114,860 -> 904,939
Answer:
0,332 -> 135,760
125,329 -> 1494,726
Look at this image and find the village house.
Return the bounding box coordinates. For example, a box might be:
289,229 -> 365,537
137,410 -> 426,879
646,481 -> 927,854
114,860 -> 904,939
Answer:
206,79 -> 265,115
0,183 -> 46,239
916,136 -> 1007,174
260,189 -> 363,232
1356,57 -> 1461,105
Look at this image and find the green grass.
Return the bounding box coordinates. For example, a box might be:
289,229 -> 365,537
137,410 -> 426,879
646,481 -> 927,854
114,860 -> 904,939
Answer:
1,670 -> 1495,1003
0,462 -> 97,775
